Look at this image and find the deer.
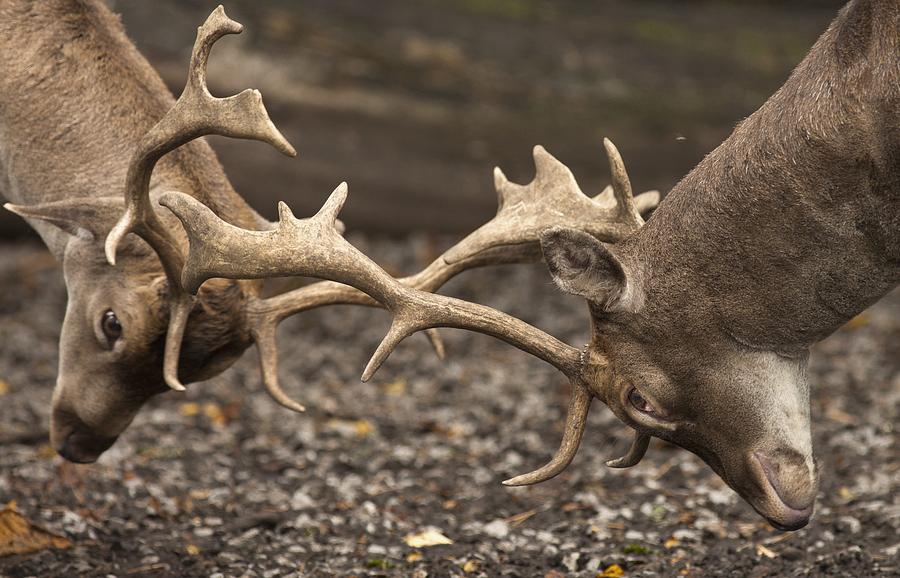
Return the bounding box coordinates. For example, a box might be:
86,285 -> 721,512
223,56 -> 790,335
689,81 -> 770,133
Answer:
0,3 -> 658,464
158,0 -> 899,532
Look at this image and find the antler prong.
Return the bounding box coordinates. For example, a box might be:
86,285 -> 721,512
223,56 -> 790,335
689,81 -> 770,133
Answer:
252,322 -> 306,413
603,138 -> 643,227
313,182 -> 349,225
502,383 -> 593,486
605,430 -> 651,468
162,294 -> 193,391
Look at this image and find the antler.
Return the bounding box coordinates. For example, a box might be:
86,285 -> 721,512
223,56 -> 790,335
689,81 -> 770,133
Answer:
160,141 -> 654,486
240,141 -> 659,414
103,6 -> 295,391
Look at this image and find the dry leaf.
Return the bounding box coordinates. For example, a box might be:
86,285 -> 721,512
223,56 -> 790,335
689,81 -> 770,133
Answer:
0,379 -> 9,396
179,402 -> 200,417
825,406 -> 858,426
505,509 -> 537,527
404,529 -> 453,548
0,503 -> 71,557
203,403 -> 226,426
186,544 -> 200,555
462,559 -> 481,573
382,378 -> 407,396
756,544 -> 778,558
598,563 -> 625,577
325,418 -> 374,438
843,312 -> 869,330
406,551 -> 423,563
664,537 -> 680,549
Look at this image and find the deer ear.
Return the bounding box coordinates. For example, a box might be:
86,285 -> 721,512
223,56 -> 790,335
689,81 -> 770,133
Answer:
4,197 -> 124,240
541,226 -> 632,310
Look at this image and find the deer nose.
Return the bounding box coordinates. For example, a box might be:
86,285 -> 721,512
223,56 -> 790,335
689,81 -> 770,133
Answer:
754,451 -> 817,530
51,406 -> 117,464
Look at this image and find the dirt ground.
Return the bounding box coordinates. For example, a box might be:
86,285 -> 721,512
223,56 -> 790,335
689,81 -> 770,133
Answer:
0,239 -> 897,577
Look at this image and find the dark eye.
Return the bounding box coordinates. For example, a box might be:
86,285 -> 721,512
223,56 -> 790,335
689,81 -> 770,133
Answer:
628,387 -> 655,414
101,310 -> 123,343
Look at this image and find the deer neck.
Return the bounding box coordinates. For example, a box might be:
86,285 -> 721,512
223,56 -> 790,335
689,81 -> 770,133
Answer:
0,0 -> 266,258
630,0 -> 900,354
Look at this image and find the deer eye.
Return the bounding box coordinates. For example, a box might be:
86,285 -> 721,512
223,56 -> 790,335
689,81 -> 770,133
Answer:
101,310 -> 123,343
628,387 -> 656,415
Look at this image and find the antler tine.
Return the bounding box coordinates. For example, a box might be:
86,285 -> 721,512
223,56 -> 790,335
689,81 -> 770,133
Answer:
603,138 -> 644,228
605,430 -> 651,468
102,6 -> 295,392
251,321 -> 306,413
502,383 -> 592,485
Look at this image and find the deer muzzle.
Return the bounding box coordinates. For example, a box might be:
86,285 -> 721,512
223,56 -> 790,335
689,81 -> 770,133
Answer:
747,450 -> 818,531
51,405 -> 118,464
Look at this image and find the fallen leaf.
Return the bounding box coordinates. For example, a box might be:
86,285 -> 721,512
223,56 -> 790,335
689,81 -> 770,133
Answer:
664,537 -> 680,549
598,563 -> 625,577
838,486 -> 855,500
678,511 -> 697,524
404,528 -> 453,548
203,403 -> 226,426
0,503 -> 71,556
0,379 -> 9,395
462,559 -> 481,573
756,544 -> 777,558
406,551 -> 423,563
825,406 -> 858,426
325,418 -> 374,439
843,312 -> 869,330
382,378 -> 407,396
505,509 -> 537,527
180,403 -> 200,417
354,419 -> 373,437
186,544 -> 200,555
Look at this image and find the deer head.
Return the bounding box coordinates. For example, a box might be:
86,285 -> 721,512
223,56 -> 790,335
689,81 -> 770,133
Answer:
540,226 -> 817,531
5,6 -> 295,462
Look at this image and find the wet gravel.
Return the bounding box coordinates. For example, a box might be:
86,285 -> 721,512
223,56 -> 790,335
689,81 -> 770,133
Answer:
0,238 -> 897,577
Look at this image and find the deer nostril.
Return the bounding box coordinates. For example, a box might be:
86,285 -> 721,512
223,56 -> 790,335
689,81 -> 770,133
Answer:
56,430 -> 118,464
51,407 -> 117,463
754,451 -> 816,511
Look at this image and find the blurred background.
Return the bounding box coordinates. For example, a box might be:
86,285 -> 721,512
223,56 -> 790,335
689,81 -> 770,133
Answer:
0,0 -> 845,238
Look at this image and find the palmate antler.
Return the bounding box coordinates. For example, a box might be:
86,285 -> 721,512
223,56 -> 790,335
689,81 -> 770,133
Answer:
240,141 -> 659,413
103,6 -> 296,391
159,141 -> 656,486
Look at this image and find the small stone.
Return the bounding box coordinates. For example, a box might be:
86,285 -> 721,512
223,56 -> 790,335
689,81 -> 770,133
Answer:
483,519 -> 509,539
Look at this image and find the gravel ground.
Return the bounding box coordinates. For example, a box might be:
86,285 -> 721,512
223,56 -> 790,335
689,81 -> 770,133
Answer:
0,238 -> 897,577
